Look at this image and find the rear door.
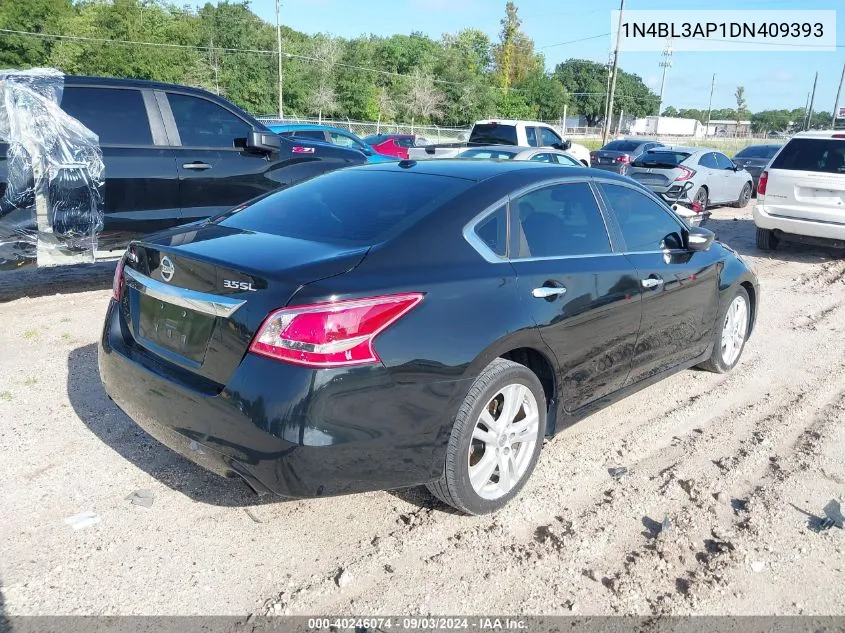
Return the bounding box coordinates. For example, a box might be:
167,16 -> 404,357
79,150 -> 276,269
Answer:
59,85 -> 180,249
762,136 -> 845,223
159,90 -> 279,223
696,152 -> 723,202
597,181 -> 720,383
508,179 -> 642,411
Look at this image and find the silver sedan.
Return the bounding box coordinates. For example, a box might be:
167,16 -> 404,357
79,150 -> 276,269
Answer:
456,146 -> 584,167
627,146 -> 754,209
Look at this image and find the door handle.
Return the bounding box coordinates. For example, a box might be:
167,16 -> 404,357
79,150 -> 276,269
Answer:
641,277 -> 664,289
532,286 -> 567,299
183,162 -> 212,170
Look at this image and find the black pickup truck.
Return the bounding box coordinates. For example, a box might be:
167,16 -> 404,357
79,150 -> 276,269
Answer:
0,75 -> 367,269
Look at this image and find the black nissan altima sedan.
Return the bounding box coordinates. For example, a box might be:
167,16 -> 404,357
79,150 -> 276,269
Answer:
99,159 -> 759,514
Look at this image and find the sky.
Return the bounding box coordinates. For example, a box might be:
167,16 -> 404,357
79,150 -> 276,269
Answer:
247,0 -> 845,114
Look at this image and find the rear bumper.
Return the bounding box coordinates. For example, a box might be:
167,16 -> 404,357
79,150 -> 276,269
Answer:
591,163 -> 627,174
754,204 -> 845,244
98,300 -> 470,498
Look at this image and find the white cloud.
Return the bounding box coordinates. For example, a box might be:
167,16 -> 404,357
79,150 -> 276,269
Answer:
647,74 -> 659,87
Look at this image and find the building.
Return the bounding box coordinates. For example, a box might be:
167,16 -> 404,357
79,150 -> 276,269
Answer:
707,120 -> 752,137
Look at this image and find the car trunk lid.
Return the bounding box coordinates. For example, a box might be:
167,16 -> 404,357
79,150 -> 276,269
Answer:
120,223 -> 369,386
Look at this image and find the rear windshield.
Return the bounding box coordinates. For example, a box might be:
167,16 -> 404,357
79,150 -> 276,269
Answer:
459,149 -> 517,160
632,151 -> 691,168
603,140 -> 642,152
469,124 -> 518,145
735,145 -> 781,159
215,169 -> 472,244
770,138 -> 845,173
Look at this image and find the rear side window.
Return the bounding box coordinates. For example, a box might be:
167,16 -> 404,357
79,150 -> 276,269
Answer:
60,87 -> 152,145
600,184 -> 684,252
632,151 -> 691,167
770,138 -> 845,174
475,205 -> 508,257
469,124 -> 519,145
513,182 -> 610,258
217,170 -> 472,244
167,93 -> 252,149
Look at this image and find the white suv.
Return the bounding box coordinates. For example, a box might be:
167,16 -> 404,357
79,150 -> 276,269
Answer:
754,130 -> 845,250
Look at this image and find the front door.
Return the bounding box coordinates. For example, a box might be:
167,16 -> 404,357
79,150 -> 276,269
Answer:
596,182 -> 721,384
160,91 -> 279,224
508,180 -> 643,411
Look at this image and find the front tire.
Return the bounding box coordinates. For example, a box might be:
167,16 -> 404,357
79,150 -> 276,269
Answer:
756,227 -> 779,250
427,359 -> 546,515
698,286 -> 751,374
733,182 -> 752,208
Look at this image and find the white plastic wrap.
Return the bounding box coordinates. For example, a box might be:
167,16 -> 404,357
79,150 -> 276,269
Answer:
0,68 -> 104,269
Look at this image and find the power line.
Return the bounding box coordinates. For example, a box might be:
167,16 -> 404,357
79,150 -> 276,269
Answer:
538,33 -> 611,50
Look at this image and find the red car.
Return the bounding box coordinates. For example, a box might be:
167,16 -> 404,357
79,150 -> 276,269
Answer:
362,134 -> 418,160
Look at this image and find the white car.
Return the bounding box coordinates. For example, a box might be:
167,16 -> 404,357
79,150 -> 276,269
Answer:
755,130 -> 845,250
456,145 -> 585,166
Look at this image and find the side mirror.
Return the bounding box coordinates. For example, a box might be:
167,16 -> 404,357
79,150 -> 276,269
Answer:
247,130 -> 282,153
686,225 -> 715,251
559,139 -> 572,150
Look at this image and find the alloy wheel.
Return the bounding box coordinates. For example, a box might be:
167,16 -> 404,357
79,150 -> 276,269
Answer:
720,295 -> 749,366
467,383 -> 540,500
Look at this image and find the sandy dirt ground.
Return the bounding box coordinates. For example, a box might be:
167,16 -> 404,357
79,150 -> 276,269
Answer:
0,201 -> 843,617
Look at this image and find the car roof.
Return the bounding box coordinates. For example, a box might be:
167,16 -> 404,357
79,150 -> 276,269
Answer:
737,143 -> 783,150
461,145 -> 530,153
346,158 -> 627,182
64,74 -> 213,96
793,130 -> 845,139
649,145 -> 711,154
474,119 -> 548,127
268,123 -> 353,134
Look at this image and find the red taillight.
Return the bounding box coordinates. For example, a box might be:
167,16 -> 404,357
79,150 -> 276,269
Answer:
832,134 -> 845,138
674,166 -> 694,181
616,154 -> 631,163
249,293 -> 424,368
757,170 -> 768,196
112,257 -> 125,300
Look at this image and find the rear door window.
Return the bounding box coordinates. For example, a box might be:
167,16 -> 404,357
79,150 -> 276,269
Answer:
698,153 -> 719,169
60,87 -> 152,146
770,138 -> 845,174
469,124 -> 519,145
217,170 -> 472,244
512,182 -> 611,258
167,93 -> 252,149
604,140 -> 642,152
600,184 -> 684,252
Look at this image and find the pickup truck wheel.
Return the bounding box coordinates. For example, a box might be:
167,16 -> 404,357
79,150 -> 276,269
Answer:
756,227 -> 779,250
698,286 -> 751,374
427,358 -> 546,515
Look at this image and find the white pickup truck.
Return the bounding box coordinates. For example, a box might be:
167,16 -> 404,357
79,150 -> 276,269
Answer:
407,119 -> 591,166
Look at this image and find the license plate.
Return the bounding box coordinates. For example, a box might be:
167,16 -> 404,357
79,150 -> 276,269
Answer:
137,295 -> 214,363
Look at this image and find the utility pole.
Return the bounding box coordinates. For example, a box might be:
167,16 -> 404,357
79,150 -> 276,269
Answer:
275,0 -> 284,119
705,73 -> 715,138
603,0 -> 626,145
806,72 -> 818,130
602,51 -> 613,133
833,61 -> 845,127
657,38 -> 673,116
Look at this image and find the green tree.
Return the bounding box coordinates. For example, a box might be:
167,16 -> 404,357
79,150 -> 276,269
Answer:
735,86 -> 747,124
661,106 -> 679,117
516,68 -> 568,120
492,2 -> 539,92
0,0 -> 74,67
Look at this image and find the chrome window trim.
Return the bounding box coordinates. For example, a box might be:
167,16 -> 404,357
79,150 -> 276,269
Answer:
124,267 -> 246,318
462,197 -> 511,264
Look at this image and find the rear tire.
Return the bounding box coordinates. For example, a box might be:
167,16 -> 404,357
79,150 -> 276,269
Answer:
698,286 -> 751,374
693,186 -> 709,211
733,182 -> 752,208
427,358 -> 546,515
756,227 -> 779,250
